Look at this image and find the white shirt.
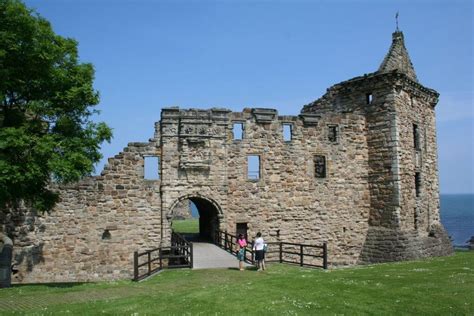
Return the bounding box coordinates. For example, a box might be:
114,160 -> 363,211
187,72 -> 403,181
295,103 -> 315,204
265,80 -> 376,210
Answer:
253,237 -> 265,251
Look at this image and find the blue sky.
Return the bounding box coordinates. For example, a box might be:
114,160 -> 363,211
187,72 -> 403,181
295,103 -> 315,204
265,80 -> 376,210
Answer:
25,0 -> 473,194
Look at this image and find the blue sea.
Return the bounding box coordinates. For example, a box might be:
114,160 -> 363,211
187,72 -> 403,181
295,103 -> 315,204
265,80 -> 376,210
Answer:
440,194 -> 474,247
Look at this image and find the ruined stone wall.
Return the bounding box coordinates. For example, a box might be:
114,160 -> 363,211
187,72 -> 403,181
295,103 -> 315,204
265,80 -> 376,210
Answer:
159,108 -> 230,246
8,141 -> 163,283
171,200 -> 192,220
232,106 -> 371,265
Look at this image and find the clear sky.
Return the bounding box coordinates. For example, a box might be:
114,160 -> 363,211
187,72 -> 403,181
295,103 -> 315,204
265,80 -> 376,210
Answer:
24,0 -> 473,194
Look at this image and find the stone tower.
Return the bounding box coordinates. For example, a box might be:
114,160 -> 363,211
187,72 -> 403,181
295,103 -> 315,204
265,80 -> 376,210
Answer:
364,30 -> 452,260
4,30 -> 452,283
301,30 -> 452,262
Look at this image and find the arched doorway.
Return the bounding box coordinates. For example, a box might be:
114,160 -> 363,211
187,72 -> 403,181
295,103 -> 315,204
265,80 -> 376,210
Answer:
170,196 -> 221,242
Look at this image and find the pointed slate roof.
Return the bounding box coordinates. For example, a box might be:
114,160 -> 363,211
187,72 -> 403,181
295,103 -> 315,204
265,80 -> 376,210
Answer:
378,31 -> 418,82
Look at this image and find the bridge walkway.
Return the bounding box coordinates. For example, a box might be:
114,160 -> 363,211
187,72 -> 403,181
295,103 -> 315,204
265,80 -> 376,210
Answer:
192,242 -> 252,270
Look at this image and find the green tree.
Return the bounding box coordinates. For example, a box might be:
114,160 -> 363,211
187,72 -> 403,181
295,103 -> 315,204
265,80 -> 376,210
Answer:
0,0 -> 112,212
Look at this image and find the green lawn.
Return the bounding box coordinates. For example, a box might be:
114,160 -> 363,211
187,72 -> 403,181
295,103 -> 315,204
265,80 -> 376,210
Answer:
1,251 -> 472,315
172,218 -> 199,234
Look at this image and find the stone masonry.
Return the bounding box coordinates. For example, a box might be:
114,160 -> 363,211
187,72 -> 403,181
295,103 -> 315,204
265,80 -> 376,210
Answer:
3,30 -> 453,283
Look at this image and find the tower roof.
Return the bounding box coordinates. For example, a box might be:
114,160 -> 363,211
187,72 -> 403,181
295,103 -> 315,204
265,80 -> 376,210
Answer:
378,31 -> 418,82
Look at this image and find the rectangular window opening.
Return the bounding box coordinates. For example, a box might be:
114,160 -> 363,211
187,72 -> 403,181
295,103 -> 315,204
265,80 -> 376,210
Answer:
233,123 -> 243,140
415,172 -> 421,197
328,125 -> 338,142
314,155 -> 326,178
413,123 -> 420,149
236,223 -> 248,240
366,93 -> 373,105
414,208 -> 418,230
144,156 -> 160,180
283,124 -> 292,141
247,155 -> 260,180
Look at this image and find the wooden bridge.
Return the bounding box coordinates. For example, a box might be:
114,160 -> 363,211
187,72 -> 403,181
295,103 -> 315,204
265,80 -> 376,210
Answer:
133,230 -> 327,281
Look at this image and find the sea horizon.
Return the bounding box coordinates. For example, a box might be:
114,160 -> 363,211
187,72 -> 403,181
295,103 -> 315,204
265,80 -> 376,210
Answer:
440,193 -> 474,247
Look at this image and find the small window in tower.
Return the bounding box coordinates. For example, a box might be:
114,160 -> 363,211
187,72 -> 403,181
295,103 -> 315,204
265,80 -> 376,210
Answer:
102,229 -> 111,240
247,155 -> 260,180
314,155 -> 326,178
283,124 -> 292,141
144,156 -> 160,180
413,124 -> 420,149
414,208 -> 418,230
233,122 -> 243,140
415,172 -> 421,197
328,125 -> 338,143
366,93 -> 373,105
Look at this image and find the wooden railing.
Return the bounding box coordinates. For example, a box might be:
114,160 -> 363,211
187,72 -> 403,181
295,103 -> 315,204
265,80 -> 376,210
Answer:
266,241 -> 327,269
133,231 -> 193,281
214,230 -> 327,269
214,230 -> 255,264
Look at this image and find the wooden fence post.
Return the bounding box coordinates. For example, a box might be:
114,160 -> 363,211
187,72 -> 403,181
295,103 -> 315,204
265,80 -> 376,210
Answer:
147,251 -> 151,276
279,242 -> 283,263
133,251 -> 138,281
250,242 -> 254,265
300,244 -> 304,267
224,232 -> 228,251
323,242 -> 328,269
190,242 -> 194,269
159,248 -> 163,270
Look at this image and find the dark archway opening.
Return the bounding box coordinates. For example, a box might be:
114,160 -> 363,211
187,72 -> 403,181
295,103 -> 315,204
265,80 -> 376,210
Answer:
171,197 -> 220,242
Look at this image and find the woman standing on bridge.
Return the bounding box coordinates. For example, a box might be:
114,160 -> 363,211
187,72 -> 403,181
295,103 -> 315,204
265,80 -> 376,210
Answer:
237,234 -> 247,271
253,232 -> 266,271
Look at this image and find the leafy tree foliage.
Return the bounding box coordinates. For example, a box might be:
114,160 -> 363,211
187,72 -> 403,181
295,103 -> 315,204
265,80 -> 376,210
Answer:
0,0 -> 112,212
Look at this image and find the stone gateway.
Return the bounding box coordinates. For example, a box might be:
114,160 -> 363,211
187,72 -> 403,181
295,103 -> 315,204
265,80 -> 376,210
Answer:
4,30 -> 453,283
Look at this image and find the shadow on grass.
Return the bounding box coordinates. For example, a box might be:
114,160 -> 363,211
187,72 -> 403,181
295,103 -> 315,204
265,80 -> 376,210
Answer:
227,266 -> 259,271
12,282 -> 91,288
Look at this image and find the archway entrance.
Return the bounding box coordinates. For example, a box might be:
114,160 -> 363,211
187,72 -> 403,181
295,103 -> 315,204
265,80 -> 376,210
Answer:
170,196 -> 221,242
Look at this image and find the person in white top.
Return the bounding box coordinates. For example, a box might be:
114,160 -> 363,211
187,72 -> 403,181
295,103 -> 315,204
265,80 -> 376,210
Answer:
253,232 -> 266,271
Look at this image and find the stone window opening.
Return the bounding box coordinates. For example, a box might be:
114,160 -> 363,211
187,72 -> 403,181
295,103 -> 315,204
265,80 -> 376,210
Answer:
414,208 -> 418,230
232,122 -> 244,140
247,155 -> 260,180
314,155 -> 327,178
283,123 -> 292,142
328,125 -> 338,143
413,123 -> 420,150
236,223 -> 248,240
144,156 -> 160,180
366,93 -> 373,105
101,229 -> 111,240
415,172 -> 421,197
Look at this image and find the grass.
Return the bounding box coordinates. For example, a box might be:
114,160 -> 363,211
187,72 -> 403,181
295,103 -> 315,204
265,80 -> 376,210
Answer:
172,218 -> 199,234
0,251 -> 472,315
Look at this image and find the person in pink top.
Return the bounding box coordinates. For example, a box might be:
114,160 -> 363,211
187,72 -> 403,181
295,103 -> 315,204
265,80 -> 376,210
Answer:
236,234 -> 247,271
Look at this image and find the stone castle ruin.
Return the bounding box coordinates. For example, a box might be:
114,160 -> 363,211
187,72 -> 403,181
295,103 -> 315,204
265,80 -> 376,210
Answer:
5,30 -> 452,283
